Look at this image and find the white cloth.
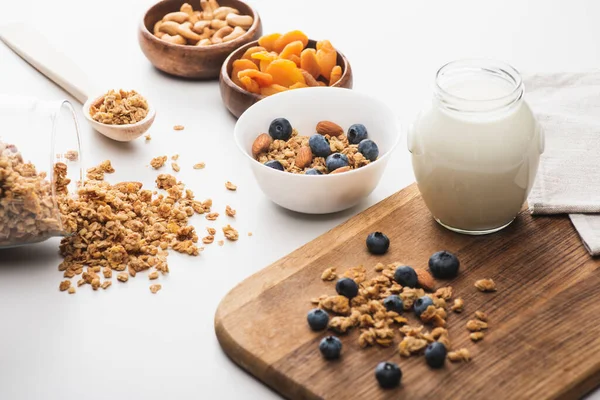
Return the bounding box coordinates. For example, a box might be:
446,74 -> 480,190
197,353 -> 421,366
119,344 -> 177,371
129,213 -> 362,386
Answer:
526,72 -> 600,255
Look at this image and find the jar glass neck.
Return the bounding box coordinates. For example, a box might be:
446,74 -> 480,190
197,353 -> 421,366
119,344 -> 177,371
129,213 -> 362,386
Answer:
434,59 -> 524,114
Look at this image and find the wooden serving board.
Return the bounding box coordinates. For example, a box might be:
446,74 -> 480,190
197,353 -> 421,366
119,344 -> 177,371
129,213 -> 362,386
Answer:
215,184 -> 600,400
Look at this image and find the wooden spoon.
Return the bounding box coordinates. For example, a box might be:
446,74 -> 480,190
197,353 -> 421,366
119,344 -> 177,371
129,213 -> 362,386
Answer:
0,23 -> 155,142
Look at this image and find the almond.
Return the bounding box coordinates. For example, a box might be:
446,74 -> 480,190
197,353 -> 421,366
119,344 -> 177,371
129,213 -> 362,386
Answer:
316,121 -> 344,137
295,146 -> 313,169
416,269 -> 435,291
252,133 -> 272,157
330,166 -> 351,174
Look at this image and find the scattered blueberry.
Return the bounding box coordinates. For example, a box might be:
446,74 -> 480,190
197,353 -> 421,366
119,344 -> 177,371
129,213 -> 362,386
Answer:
309,134 -> 331,158
413,295 -> 434,317
375,362 -> 402,389
268,118 -> 293,141
383,295 -> 404,313
425,342 -> 447,369
358,139 -> 379,161
326,153 -> 349,172
264,160 -> 284,171
428,251 -> 460,279
335,277 -> 359,299
305,168 -> 323,175
366,232 -> 390,255
393,266 -> 418,288
319,336 -> 342,360
347,124 -> 368,144
307,309 -> 330,331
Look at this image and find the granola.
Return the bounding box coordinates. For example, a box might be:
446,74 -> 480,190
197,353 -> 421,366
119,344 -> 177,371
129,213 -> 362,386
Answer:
225,205 -> 236,217
254,128 -> 372,174
150,156 -> 168,169
225,181 -> 237,191
193,162 -> 205,170
466,319 -> 488,332
475,279 -> 497,292
89,89 -> 148,125
448,348 -> 471,362
321,267 -> 337,281
223,225 -> 239,241
470,332 -> 484,342
0,142 -> 65,246
451,298 -> 464,313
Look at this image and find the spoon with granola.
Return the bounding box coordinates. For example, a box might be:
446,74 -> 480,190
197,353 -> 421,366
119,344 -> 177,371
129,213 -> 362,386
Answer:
0,23 -> 156,142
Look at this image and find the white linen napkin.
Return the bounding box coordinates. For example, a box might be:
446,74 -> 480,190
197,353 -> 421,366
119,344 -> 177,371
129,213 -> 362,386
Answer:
525,72 -> 600,255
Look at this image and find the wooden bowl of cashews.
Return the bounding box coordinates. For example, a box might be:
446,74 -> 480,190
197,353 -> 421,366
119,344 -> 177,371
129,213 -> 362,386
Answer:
138,0 -> 262,79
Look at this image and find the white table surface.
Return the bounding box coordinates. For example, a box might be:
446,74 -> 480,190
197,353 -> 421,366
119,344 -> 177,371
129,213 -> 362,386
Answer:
1,0 -> 599,399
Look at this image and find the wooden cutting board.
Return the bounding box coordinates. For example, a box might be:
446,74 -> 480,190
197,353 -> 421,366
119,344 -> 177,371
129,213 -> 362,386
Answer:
215,184 -> 600,400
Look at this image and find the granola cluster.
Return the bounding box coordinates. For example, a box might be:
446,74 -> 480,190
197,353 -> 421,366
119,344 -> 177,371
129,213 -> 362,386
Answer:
0,142 -> 64,247
310,262 -> 490,364
256,129 -> 370,174
89,89 -> 149,125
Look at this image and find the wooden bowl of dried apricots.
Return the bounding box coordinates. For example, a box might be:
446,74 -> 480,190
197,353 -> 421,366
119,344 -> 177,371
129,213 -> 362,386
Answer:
219,30 -> 353,118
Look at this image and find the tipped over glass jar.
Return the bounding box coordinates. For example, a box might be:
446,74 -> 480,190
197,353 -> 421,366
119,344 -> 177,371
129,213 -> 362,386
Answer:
408,59 -> 544,235
0,95 -> 82,248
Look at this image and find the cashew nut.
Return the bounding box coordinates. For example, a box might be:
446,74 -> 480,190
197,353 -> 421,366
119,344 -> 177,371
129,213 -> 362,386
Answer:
210,19 -> 228,29
192,20 -> 211,34
161,34 -> 186,45
155,31 -> 166,39
211,26 -> 233,44
226,13 -> 253,29
158,21 -> 181,36
180,3 -> 198,23
176,23 -> 203,42
200,0 -> 214,19
213,6 -> 239,20
153,20 -> 162,35
163,11 -> 189,23
196,38 -> 212,47
222,26 -> 246,42
197,27 -> 215,40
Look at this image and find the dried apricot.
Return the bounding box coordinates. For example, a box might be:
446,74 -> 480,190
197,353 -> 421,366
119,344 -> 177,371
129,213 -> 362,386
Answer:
279,41 -> 304,60
241,46 -> 266,67
288,54 -> 301,68
260,84 -> 289,96
273,30 -> 309,53
300,69 -> 319,87
231,59 -> 258,87
239,76 -> 261,94
300,48 -> 320,79
251,51 -> 279,72
238,70 -> 273,87
258,33 -> 281,52
289,82 -> 308,89
329,65 -> 342,86
316,41 -> 337,82
265,59 -> 305,87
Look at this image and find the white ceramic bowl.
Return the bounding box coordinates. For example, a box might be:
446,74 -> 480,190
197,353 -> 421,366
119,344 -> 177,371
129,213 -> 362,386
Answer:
234,87 -> 401,214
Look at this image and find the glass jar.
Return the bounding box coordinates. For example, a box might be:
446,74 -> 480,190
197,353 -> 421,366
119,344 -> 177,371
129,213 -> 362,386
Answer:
0,95 -> 83,248
408,59 -> 544,235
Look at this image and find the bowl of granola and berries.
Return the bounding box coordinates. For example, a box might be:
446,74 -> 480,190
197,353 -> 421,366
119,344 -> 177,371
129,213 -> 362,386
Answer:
234,87 -> 401,213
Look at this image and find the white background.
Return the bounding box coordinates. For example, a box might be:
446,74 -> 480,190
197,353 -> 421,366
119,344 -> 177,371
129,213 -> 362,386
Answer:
1,0 -> 599,399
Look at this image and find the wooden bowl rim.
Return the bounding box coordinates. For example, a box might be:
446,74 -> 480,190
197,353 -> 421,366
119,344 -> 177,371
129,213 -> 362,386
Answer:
139,0 -> 262,51
220,39 -> 352,100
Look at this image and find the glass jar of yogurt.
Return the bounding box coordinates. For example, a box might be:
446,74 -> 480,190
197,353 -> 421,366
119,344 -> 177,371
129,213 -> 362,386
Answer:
409,59 -> 544,235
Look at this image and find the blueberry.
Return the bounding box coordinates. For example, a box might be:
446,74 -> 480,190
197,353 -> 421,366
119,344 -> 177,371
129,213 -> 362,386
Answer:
383,295 -> 404,313
335,277 -> 359,299
319,336 -> 342,360
358,139 -> 379,161
393,266 -> 418,288
428,251 -> 460,279
366,232 -> 389,255
268,118 -> 293,141
309,134 -> 331,158
264,160 -> 284,171
425,342 -> 447,369
413,295 -> 434,317
347,124 -> 368,144
307,309 -> 329,331
326,153 -> 349,172
375,362 -> 402,389
305,168 -> 323,175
